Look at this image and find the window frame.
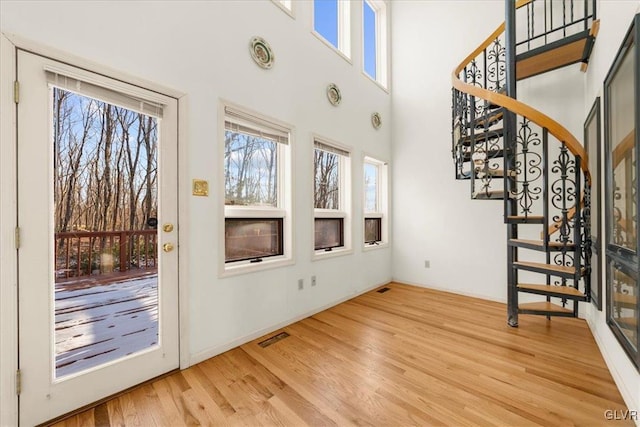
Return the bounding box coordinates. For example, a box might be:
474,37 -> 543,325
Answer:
313,135 -> 353,260
219,101 -> 294,276
603,15 -> 639,370
363,155 -> 389,250
361,0 -> 389,90
584,96 -> 602,311
312,0 -> 352,62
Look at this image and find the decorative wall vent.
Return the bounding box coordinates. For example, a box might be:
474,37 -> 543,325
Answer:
249,36 -> 274,69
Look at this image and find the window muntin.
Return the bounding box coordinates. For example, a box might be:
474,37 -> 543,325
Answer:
223,105 -> 290,268
225,218 -> 283,263
363,0 -> 377,80
313,0 -> 351,58
314,139 -> 351,254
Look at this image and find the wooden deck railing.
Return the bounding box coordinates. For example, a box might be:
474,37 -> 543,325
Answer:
55,230 -> 157,280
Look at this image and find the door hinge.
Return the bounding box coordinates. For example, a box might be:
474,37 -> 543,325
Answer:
16,369 -> 21,395
14,81 -> 19,104
14,227 -> 20,249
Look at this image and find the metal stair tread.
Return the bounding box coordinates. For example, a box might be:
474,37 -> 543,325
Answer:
506,215 -> 544,224
461,148 -> 505,161
472,111 -> 504,129
472,190 -> 505,200
460,128 -> 505,146
513,261 -> 584,276
518,301 -> 573,314
517,283 -> 585,299
509,239 -> 576,251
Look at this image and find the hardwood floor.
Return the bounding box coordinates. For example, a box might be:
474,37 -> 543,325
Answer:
50,283 -> 632,426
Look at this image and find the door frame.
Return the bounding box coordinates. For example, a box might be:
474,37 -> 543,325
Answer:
0,33 -> 191,426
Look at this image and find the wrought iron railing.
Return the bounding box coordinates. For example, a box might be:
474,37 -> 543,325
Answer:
516,0 -> 597,53
55,230 -> 157,280
451,0 -> 592,312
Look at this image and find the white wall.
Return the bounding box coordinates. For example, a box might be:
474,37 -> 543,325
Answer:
392,0 -> 639,415
391,0 -> 507,302
583,0 -> 640,416
0,0 -> 392,423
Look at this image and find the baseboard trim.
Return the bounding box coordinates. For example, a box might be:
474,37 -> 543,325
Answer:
391,278 -> 508,304
189,281 -> 387,366
586,317 -> 638,424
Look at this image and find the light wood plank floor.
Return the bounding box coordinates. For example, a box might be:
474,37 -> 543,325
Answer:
51,282 -> 632,426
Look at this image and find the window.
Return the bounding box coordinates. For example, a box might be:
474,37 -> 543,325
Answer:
223,104 -> 292,271
604,15 -> 639,369
364,156 -> 388,247
362,0 -> 388,87
314,138 -> 351,255
313,0 -> 351,59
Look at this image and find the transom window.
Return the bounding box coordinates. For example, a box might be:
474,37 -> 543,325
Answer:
223,105 -> 291,269
364,156 -> 388,247
362,0 -> 388,88
314,138 -> 351,254
313,0 -> 351,59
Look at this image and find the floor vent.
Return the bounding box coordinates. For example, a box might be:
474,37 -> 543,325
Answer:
377,287 -> 391,293
258,331 -> 290,348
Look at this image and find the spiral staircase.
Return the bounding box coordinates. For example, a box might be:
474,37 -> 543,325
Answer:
451,0 -> 599,326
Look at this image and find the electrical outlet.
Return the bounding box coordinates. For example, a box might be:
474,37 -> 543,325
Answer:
311,275 -> 317,286
298,279 -> 304,290
424,260 -> 430,268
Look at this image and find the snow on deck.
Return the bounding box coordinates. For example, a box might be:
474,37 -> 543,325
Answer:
55,274 -> 158,378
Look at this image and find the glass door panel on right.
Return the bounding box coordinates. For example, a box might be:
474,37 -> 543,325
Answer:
605,14 -> 639,369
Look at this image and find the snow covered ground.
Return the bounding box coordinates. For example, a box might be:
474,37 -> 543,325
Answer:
55,275 -> 158,378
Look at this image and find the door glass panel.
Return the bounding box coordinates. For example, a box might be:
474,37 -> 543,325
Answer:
53,87 -> 159,378
609,260 -> 638,351
608,45 -> 636,252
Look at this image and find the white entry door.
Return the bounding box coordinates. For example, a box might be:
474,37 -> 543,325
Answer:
17,50 -> 180,426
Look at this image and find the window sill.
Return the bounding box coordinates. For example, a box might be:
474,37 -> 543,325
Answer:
220,256 -> 294,278
363,242 -> 389,252
271,0 -> 295,18
361,70 -> 389,94
311,31 -> 352,65
312,247 -> 353,261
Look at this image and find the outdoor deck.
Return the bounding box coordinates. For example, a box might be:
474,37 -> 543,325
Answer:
55,270 -> 158,378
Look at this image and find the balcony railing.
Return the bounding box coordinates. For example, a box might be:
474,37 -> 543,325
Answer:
517,0 -> 597,53
55,230 -> 157,280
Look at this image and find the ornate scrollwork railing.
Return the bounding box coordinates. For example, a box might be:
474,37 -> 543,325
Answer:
451,0 -> 592,293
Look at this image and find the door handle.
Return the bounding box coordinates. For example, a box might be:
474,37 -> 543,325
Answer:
163,243 -> 175,252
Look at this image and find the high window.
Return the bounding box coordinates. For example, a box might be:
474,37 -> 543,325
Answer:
314,138 -> 351,255
223,105 -> 292,272
313,0 -> 351,59
364,156 -> 388,247
362,0 -> 388,87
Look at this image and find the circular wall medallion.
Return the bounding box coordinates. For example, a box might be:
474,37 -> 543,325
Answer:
326,83 -> 342,106
371,112 -> 382,129
249,36 -> 274,69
